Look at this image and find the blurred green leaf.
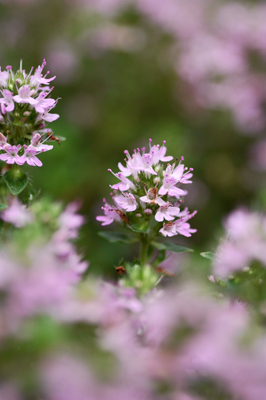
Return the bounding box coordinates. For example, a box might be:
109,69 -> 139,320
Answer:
3,167 -> 28,195
200,251 -> 215,260
98,231 -> 138,244
151,241 -> 193,253
0,203 -> 7,210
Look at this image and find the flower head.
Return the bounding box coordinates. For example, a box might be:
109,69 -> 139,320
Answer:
97,139 -> 197,238
0,60 -> 60,168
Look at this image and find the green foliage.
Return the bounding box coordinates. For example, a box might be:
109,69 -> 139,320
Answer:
151,241 -> 193,253
3,166 -> 28,195
120,261 -> 160,296
200,252 -> 215,260
98,231 -> 138,244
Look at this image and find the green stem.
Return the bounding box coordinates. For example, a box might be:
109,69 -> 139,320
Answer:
140,236 -> 148,265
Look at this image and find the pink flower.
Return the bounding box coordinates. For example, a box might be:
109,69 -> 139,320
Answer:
0,132 -> 9,149
118,149 -> 144,178
140,187 -> 166,206
13,85 -> 38,105
158,162 -> 189,198
0,69 -> 9,87
159,221 -> 177,237
113,193 -> 137,212
155,202 -> 180,222
159,210 -> 197,237
30,133 -> 53,152
109,170 -> 136,192
0,145 -> 24,165
149,139 -> 173,164
0,89 -> 15,114
19,146 -> 43,167
96,200 -> 122,226
58,202 -> 84,240
36,110 -> 60,123
174,219 -> 197,237
141,152 -> 157,175
1,198 -> 33,227
34,91 -> 56,114
30,59 -> 55,86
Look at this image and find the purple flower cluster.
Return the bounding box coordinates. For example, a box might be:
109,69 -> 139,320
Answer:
0,199 -> 87,321
96,139 -> 197,238
0,60 -> 59,167
213,208 -> 266,278
0,197 -> 265,400
86,0 -> 266,132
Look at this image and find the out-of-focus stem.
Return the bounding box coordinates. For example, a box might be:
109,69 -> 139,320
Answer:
140,236 -> 149,265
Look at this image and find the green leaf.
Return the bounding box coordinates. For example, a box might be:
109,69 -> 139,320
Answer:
151,241 -> 193,253
200,251 -> 215,260
0,203 -> 7,210
129,221 -> 149,233
98,231 -> 138,244
3,167 -> 28,195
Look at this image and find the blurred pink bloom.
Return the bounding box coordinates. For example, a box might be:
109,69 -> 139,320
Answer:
214,209 -> 266,277
1,198 -> 33,227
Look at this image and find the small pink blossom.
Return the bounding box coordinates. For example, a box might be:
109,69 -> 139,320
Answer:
140,187 -> 166,206
30,59 -> 56,86
141,152 -> 157,175
34,91 -> 56,114
118,149 -> 144,178
155,202 -> 180,222
0,89 -> 15,114
0,69 -> 9,87
30,133 -> 53,152
0,145 -> 24,165
159,163 -> 189,198
0,132 -> 9,149
13,85 -> 38,105
36,110 -> 60,123
159,221 -> 177,237
96,200 -> 122,226
149,139 -> 173,164
19,146 -> 43,167
109,170 -> 136,192
113,193 -> 137,212
1,198 -> 33,227
159,210 -> 197,237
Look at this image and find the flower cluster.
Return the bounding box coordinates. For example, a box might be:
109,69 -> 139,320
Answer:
0,60 -> 59,167
96,139 -> 197,238
213,209 -> 266,278
0,198 -> 87,321
88,0 -> 266,132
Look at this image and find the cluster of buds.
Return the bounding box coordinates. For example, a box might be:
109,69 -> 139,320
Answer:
0,60 -> 59,167
96,139 -> 197,238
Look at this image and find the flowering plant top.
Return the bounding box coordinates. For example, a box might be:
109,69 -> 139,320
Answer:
97,139 -> 197,276
0,59 -> 59,168
97,139 -> 197,239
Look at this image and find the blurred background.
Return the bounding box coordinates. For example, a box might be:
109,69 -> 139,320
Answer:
1,0 -> 266,275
